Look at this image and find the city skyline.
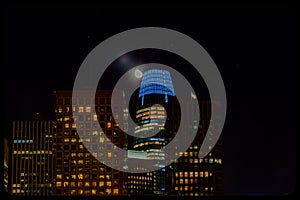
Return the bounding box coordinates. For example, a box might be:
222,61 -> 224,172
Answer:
2,4 -> 296,196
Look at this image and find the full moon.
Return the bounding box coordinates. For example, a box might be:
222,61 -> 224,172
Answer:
134,69 -> 143,79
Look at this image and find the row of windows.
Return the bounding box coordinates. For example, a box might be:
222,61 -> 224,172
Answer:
55,188 -> 119,195
57,97 -> 112,106
175,171 -> 212,178
56,181 -> 119,187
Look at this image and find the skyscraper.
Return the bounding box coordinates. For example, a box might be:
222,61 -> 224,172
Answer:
52,90 -> 127,196
11,121 -> 53,196
4,137 -> 9,193
126,69 -> 223,196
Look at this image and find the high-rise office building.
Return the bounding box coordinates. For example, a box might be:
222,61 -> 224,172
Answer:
52,90 -> 127,196
4,137 -> 9,193
11,121 -> 53,196
126,69 -> 223,196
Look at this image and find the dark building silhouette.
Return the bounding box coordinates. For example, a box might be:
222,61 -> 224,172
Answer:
11,121 -> 53,196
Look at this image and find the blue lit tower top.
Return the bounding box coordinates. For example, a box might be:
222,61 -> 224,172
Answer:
138,69 -> 175,106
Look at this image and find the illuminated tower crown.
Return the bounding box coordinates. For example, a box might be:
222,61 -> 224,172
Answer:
138,69 -> 175,106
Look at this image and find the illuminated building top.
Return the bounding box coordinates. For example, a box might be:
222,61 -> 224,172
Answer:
138,69 -> 175,105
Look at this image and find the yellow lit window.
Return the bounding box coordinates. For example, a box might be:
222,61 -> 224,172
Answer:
79,107 -> 84,113
195,172 -> 198,177
200,158 -> 203,163
107,152 -> 112,158
93,114 -> 97,121
180,179 -> 183,184
72,123 -> 76,128
205,187 -> 209,191
179,172 -> 183,177
78,174 -> 83,179
107,181 -> 111,186
92,131 -> 98,136
56,182 -> 62,187
175,172 -> 178,178
99,181 -> 104,187
86,107 -> 91,112
58,107 -> 63,113
210,173 -> 212,177
63,182 -> 68,187
84,182 -> 90,187
185,186 -> 188,191
71,182 -> 75,187
99,138 -> 104,143
200,172 -> 203,177
106,189 -> 111,195
78,182 -> 83,187
92,189 -> 97,195
65,123 -> 70,129
189,152 -> 193,156
107,122 -> 111,128
71,138 -> 76,142
205,172 -> 209,177
85,138 -> 91,142
64,138 -> 69,142
185,179 -> 188,184
184,172 -> 188,177
92,182 -> 97,187
184,152 -> 188,157
78,189 -> 83,194
179,152 -> 183,156
56,174 -> 62,179
190,172 -> 193,177
79,145 -> 84,149
113,188 -> 119,195
175,186 -> 178,190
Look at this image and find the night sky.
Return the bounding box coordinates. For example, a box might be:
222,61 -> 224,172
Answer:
2,4 -> 296,195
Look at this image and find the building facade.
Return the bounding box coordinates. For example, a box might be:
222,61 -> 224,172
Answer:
11,121 -> 53,196
52,90 -> 127,196
4,137 -> 9,193
126,69 -> 223,196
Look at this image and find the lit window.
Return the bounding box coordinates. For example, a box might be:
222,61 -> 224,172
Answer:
72,123 -> 76,128
184,152 -> 188,157
107,122 -> 111,128
58,107 -> 63,113
65,123 -> 70,129
195,172 -> 198,177
64,138 -> 69,142
93,114 -> 97,121
184,172 -> 188,177
210,173 -> 212,177
190,172 -> 193,177
79,107 -> 84,113
78,174 -> 83,179
189,152 -> 193,156
107,152 -> 112,158
78,189 -> 83,194
99,138 -> 104,143
56,174 -> 62,179
106,189 -> 111,195
107,181 -> 111,186
175,172 -> 178,178
63,182 -> 68,187
99,181 -> 104,187
185,186 -> 188,191
84,182 -> 90,187
179,172 -> 183,177
205,187 -> 209,191
78,182 -> 83,187
92,189 -> 97,195
175,186 -> 178,190
205,172 -> 209,178
180,179 -> 183,184
200,158 -> 203,163
86,107 -> 91,113
71,138 -> 76,142
113,188 -> 119,195
209,158 -> 214,163
56,182 -> 62,187
71,182 -> 75,187
185,179 -> 188,184
200,172 -> 203,177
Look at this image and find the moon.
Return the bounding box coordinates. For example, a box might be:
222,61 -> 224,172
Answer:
134,69 -> 143,79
